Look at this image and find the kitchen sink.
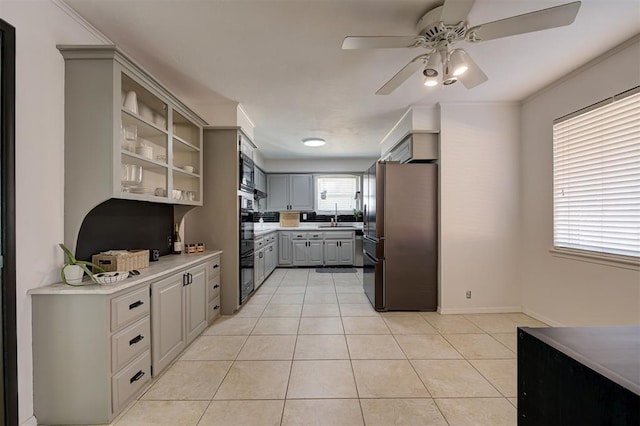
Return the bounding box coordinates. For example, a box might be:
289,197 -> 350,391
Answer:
318,224 -> 355,228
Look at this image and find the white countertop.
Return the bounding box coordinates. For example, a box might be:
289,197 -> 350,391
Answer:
254,222 -> 362,237
29,250 -> 223,295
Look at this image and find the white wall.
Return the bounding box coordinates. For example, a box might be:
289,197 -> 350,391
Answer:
520,37 -> 640,327
1,1 -> 108,424
439,103 -> 521,313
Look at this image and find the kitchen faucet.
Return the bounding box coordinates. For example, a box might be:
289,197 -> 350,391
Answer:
335,203 -> 338,223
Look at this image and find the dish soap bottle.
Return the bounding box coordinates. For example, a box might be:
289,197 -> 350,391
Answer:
173,223 -> 183,254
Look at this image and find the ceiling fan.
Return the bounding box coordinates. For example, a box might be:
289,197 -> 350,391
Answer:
342,0 -> 581,94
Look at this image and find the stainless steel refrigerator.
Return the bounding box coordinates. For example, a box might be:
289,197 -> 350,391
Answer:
362,161 -> 438,311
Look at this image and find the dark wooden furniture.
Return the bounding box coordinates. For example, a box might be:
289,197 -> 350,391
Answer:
518,326 -> 640,425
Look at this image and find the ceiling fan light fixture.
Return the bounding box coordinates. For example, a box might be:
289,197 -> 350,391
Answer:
449,49 -> 469,76
302,138 -> 326,147
424,76 -> 439,87
423,68 -> 439,87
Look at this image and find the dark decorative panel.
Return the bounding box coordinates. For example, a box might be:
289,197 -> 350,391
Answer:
75,199 -> 173,261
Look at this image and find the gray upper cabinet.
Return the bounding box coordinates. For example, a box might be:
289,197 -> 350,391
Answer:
267,174 -> 313,211
255,167 -> 266,192
267,175 -> 290,211
383,132 -> 439,163
58,45 -> 206,253
290,174 -> 314,210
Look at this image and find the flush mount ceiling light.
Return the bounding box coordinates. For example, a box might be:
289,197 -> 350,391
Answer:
303,138 -> 326,147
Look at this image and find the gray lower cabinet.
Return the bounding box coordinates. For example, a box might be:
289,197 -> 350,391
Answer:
31,253 -> 221,425
32,284 -> 152,425
205,255 -> 221,325
292,232 -> 324,266
255,233 -> 278,288
151,263 -> 208,375
278,232 -> 293,265
324,231 -> 355,266
265,239 -> 277,275
279,230 -> 355,267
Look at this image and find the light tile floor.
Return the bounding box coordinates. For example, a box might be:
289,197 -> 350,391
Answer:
112,268 -> 548,426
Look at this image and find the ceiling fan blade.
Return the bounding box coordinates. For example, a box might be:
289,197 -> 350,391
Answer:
440,0 -> 476,24
341,36 -> 424,50
376,54 -> 428,95
457,52 -> 488,89
470,1 -> 581,42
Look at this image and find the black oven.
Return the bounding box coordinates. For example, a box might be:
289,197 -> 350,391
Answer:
239,153 -> 255,192
239,201 -> 255,305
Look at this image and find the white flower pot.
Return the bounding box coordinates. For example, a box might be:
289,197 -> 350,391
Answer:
62,264 -> 85,284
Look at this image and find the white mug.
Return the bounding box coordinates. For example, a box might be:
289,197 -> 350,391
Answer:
124,91 -> 138,114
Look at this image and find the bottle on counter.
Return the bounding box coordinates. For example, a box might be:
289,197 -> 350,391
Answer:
173,223 -> 183,254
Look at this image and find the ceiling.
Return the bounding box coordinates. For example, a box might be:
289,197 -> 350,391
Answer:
63,0 -> 640,159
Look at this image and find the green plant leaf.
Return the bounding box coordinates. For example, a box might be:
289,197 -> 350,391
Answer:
76,260 -> 105,273
58,243 -> 77,264
77,263 -> 97,283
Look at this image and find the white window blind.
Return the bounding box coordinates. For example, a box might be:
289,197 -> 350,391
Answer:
315,175 -> 359,212
553,88 -> 640,258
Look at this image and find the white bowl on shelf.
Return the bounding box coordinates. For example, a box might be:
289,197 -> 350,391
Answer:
182,165 -> 195,173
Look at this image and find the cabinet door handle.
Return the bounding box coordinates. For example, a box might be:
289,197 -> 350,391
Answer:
213,305 -> 220,311
129,300 -> 144,310
129,334 -> 144,346
213,284 -> 220,289
129,370 -> 145,384
213,264 -> 219,269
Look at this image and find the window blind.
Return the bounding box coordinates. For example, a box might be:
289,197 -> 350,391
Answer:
553,88 -> 640,258
315,175 -> 359,212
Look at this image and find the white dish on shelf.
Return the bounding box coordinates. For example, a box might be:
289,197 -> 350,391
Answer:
182,165 -> 195,173
94,271 -> 130,285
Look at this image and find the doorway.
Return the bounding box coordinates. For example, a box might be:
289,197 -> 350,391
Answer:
0,18 -> 18,426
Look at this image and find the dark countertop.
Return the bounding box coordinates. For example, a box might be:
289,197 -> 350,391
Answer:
520,326 -> 640,395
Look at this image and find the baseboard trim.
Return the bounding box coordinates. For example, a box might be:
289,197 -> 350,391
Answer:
439,306 -> 522,315
522,308 -> 565,327
21,415 -> 37,426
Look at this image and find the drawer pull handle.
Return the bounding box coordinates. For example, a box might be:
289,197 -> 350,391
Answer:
213,284 -> 220,289
130,370 -> 145,384
213,305 -> 220,311
129,334 -> 144,346
129,300 -> 144,310
213,264 -> 219,269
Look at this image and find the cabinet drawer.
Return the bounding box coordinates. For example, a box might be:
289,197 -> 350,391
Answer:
111,286 -> 150,331
207,258 -> 221,282
208,296 -> 221,324
112,351 -> 151,413
208,279 -> 221,303
307,232 -> 323,240
111,316 -> 150,372
324,231 -> 354,239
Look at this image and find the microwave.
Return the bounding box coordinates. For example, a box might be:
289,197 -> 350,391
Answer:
239,153 -> 255,192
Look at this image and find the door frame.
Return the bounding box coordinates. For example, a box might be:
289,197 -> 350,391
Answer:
0,18 -> 18,426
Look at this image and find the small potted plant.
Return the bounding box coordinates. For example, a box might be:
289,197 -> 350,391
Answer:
59,243 -> 105,285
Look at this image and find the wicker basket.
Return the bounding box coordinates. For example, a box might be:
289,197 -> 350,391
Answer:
92,250 -> 149,272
